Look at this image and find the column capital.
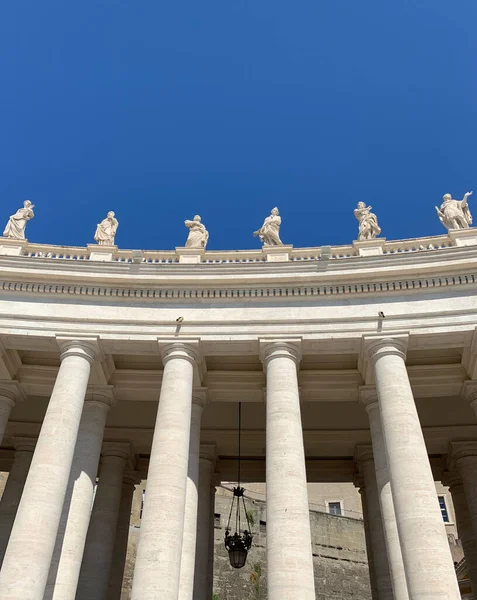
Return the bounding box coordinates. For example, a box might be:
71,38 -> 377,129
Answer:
192,387 -> 208,410
448,440 -> 477,471
101,441 -> 131,462
199,443 -> 216,464
159,340 -> 201,366
85,385 -> 116,409
56,336 -> 101,365
441,470 -> 463,490
0,380 -> 25,406
11,435 -> 36,453
462,380 -> 477,409
123,470 -> 141,487
353,472 -> 365,490
259,338 -> 302,366
359,385 -> 378,410
359,335 -> 409,383
355,444 -> 374,469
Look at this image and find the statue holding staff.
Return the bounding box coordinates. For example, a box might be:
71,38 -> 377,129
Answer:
436,191 -> 473,231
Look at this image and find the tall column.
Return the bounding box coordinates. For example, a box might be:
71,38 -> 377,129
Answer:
0,339 -> 97,600
206,472 -> 219,600
260,340 -> 315,600
442,470 -> 477,595
356,447 -> 394,600
131,342 -> 199,600
106,472 -> 138,600
449,442 -> 477,539
0,437 -> 35,566
76,441 -> 130,600
193,445 -> 215,600
0,382 -> 23,448
366,336 -> 460,600
179,391 -> 207,600
44,388 -> 115,600
360,388 -> 410,600
354,476 -> 379,600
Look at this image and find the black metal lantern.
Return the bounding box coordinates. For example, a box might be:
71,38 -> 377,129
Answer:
224,403 -> 253,569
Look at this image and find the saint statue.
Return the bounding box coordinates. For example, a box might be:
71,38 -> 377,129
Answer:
436,192 -> 473,231
185,215 -> 209,249
354,202 -> 381,240
94,211 -> 119,246
253,207 -> 283,246
3,200 -> 35,240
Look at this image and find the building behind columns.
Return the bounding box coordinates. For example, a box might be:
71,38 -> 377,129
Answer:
0,232 -> 476,598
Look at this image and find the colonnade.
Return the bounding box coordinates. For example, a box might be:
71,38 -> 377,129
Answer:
0,336 -> 475,599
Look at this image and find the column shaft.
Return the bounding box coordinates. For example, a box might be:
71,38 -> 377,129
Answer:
370,338 -> 460,599
76,443 -> 130,600
0,438 -> 35,566
262,342 -> 315,600
179,397 -> 205,600
0,396 -> 15,449
131,343 -> 197,600
106,475 -> 136,600
0,341 -> 96,600
206,476 -> 218,600
363,395 -> 410,600
44,393 -> 113,600
193,452 -> 214,600
357,484 -> 379,600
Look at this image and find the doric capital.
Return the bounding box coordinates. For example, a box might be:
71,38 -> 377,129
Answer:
353,473 -> 365,490
123,470 -> 141,488
448,441 -> 477,472
462,380 -> 477,409
0,380 -> 25,406
85,385 -> 116,409
364,335 -> 409,364
211,470 -> 222,490
160,340 -> 201,367
56,336 -> 101,365
101,441 -> 131,461
12,435 -> 36,453
354,444 -> 374,469
358,386 -> 379,411
259,338 -> 302,367
441,470 -> 463,491
199,443 -> 216,464
192,387 -> 208,410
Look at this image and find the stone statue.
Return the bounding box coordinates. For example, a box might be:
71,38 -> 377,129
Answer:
3,200 -> 35,239
94,211 -> 119,246
354,202 -> 381,240
436,192 -> 473,230
185,215 -> 209,249
253,207 -> 283,246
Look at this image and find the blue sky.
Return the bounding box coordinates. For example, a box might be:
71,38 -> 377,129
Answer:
1,1 -> 476,250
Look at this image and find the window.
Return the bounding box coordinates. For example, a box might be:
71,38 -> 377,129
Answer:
328,501 -> 342,516
438,496 -> 450,523
140,490 -> 146,520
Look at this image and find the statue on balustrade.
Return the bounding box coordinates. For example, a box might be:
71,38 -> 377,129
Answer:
253,207 -> 283,246
436,191 -> 473,231
354,202 -> 381,240
3,200 -> 35,239
94,211 -> 119,246
184,215 -> 209,249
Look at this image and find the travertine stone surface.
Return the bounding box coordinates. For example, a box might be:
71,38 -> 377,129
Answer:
0,339 -> 96,600
448,442 -> 477,547
261,340 -> 315,600
368,337 -> 461,600
354,202 -> 381,241
2,200 -> 34,239
94,212 -> 118,246
356,447 -> 393,600
44,390 -> 115,600
0,437 -> 35,566
356,481 -> 378,600
184,216 -> 209,249
131,342 -> 198,600
360,390 -> 409,600
76,442 -> 130,600
436,191 -> 473,230
178,392 -> 206,600
0,384 -> 20,448
253,207 -> 283,246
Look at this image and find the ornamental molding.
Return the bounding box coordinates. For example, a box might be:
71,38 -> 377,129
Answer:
1,272 -> 477,300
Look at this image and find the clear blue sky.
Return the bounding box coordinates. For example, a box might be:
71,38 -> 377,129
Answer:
1,1 -> 476,250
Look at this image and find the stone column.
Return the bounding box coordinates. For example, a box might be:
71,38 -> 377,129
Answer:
443,470 -> 477,595
360,388 -> 410,600
355,476 -> 379,600
76,442 -> 131,600
179,391 -> 207,600
192,445 -> 215,600
0,339 -> 97,600
0,382 -> 23,448
449,442 -> 477,540
43,388 -> 115,600
366,336 -> 460,600
131,342 -> 199,600
356,446 -> 393,600
0,437 -> 35,566
106,472 -> 138,600
260,340 -> 315,600
206,472 -> 219,600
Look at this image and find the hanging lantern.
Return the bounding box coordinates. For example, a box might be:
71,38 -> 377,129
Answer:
224,404 -> 253,569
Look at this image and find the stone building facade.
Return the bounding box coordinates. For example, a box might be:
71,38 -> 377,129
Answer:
0,231 -> 476,599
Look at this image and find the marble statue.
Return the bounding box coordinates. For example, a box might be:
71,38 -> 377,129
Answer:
94,211 -> 119,246
354,202 -> 381,240
253,207 -> 283,246
3,200 -> 35,239
185,215 -> 209,249
436,192 -> 473,231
